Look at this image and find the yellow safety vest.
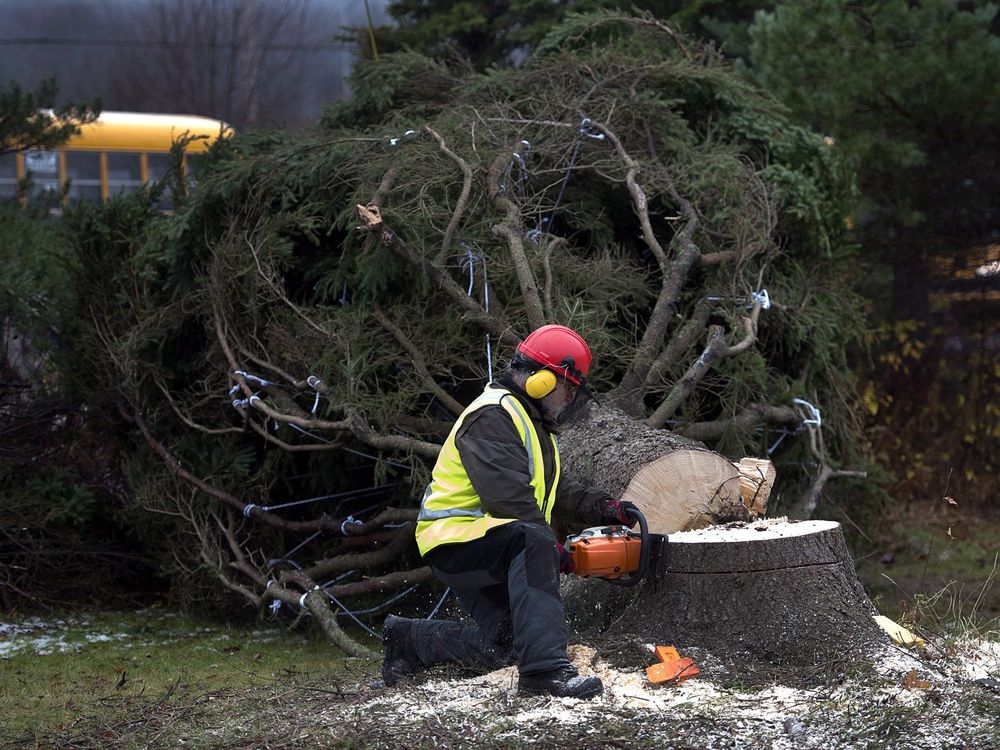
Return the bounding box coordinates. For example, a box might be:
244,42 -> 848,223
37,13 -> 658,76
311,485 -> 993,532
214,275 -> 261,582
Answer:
415,386 -> 560,556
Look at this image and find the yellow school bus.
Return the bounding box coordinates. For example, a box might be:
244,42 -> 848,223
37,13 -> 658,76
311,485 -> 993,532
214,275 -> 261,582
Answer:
0,111 -> 233,209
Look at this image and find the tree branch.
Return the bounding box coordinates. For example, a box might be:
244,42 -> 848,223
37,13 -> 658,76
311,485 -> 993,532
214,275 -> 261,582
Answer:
487,143 -> 545,330
677,403 -> 801,442
372,302 -> 465,417
272,574 -> 377,658
355,203 -> 516,346
724,299 -> 764,357
425,126 -> 474,266
596,120 -> 705,412
789,402 -> 868,519
304,522 -> 417,579
647,325 -> 728,428
642,297 -> 715,393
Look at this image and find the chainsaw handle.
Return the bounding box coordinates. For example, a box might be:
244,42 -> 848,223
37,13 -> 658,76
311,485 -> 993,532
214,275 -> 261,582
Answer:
607,505 -> 649,587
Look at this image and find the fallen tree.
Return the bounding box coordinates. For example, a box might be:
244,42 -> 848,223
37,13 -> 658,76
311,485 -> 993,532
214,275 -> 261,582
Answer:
63,11 -> 873,658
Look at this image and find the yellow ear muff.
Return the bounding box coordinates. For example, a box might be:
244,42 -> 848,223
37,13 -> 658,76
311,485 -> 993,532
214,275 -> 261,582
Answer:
524,369 -> 557,399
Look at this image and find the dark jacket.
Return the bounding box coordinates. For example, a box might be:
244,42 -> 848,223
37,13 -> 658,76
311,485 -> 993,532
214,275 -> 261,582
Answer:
454,380 -> 610,532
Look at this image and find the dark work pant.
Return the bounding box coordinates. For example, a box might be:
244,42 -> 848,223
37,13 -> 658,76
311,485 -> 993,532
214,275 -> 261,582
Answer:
410,521 -> 571,676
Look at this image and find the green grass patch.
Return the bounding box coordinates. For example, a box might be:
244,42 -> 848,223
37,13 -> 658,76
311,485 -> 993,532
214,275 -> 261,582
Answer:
854,511 -> 1000,634
0,608 -> 376,746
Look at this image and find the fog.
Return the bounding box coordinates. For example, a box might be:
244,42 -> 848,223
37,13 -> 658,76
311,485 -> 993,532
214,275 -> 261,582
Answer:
0,0 -> 391,128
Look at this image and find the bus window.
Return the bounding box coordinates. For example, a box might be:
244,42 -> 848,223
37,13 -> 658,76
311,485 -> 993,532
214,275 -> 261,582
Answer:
185,152 -> 208,189
64,151 -> 102,205
24,149 -> 62,209
146,153 -> 172,183
146,152 -> 175,210
0,153 -> 17,201
9,113 -> 232,209
106,152 -> 142,196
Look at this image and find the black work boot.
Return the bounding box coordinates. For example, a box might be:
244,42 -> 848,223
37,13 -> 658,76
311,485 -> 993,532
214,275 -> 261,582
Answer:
517,665 -> 604,699
381,615 -> 421,686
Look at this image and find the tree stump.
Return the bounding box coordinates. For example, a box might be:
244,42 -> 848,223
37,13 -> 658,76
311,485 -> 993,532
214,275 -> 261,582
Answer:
563,519 -> 888,673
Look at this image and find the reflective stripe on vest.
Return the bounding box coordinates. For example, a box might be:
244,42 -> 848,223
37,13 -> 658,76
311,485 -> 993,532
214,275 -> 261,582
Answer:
414,386 -> 560,556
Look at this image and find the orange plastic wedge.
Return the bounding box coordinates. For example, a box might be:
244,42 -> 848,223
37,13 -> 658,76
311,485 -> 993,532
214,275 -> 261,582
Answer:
645,645 -> 700,684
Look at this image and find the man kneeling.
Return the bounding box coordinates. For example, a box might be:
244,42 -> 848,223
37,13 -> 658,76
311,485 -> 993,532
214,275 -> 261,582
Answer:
381,325 -> 638,699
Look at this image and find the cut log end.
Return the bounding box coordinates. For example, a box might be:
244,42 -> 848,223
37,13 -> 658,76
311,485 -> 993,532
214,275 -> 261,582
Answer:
620,449 -> 772,532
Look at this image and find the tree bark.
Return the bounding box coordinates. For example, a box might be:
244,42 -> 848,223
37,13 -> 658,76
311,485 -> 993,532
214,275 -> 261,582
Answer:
563,519 -> 888,674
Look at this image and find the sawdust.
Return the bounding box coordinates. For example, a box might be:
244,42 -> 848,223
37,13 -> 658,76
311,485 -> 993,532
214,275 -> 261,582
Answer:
325,635 -> 999,749
442,644 -> 719,713
670,516 -> 834,542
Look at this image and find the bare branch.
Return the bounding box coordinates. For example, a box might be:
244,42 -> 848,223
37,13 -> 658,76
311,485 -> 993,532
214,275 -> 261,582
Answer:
647,325 -> 728,428
487,143 -> 545,330
243,419 -> 344,452
642,297 -> 715,393
124,403 -> 245,515
629,11 -> 693,60
591,121 -> 668,271
242,224 -> 333,338
425,126 -> 474,265
271,575 -> 377,658
596,120 -> 705,410
356,203 -> 517,346
348,413 -> 442,459
370,166 -> 401,210
372,303 -> 465,417
151,373 -> 244,436
724,299 -> 764,357
795,465 -> 869,520
790,403 -> 868,519
677,404 -> 801,442
699,250 -> 738,266
305,522 -> 417,579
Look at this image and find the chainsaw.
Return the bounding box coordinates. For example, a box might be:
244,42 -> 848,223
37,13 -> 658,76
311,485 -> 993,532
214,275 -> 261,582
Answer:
565,505 -> 668,587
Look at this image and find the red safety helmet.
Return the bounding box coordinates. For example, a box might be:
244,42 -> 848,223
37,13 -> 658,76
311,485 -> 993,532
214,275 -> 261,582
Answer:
516,325 -> 592,386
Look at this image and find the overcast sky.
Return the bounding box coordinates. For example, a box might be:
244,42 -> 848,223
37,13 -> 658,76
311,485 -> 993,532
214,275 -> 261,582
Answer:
0,0 -> 391,127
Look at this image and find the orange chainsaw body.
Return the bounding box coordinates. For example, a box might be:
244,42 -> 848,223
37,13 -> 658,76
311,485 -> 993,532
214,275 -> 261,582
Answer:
567,526 -> 644,580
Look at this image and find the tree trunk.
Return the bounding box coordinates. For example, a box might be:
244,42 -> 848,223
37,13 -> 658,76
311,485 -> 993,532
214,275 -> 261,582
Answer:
562,519 -> 888,674
560,404 -> 772,531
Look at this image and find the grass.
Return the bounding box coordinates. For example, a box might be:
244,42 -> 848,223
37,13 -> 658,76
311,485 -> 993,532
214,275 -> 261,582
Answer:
0,607 -> 375,747
853,508 -> 1000,630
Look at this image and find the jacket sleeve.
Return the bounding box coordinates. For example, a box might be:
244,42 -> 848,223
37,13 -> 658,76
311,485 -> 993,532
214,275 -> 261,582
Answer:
554,474 -> 614,527
454,406 -> 547,525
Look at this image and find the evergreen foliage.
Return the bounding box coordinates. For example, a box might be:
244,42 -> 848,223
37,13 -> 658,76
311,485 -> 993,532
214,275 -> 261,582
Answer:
373,1 -> 776,69
377,0 -> 613,68
740,0 -> 1000,244
0,78 -> 99,157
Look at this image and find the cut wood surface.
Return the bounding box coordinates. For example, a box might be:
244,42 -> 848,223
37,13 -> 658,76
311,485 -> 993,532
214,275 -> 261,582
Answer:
618,448 -> 743,532
563,518 -> 888,673
734,456 -> 775,515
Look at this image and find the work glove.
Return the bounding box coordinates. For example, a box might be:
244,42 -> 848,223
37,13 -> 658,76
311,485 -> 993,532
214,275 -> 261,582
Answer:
601,499 -> 639,529
556,542 -> 575,575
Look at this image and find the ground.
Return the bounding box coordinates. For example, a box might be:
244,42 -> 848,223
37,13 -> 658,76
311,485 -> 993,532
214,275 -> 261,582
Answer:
3,613 -> 997,749
2,510 -> 998,748
313,638 -> 1000,750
